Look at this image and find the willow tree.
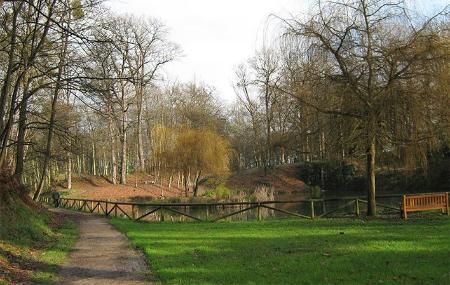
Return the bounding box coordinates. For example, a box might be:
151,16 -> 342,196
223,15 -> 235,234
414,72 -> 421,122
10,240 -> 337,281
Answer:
281,0 -> 447,215
175,127 -> 230,197
150,124 -> 177,184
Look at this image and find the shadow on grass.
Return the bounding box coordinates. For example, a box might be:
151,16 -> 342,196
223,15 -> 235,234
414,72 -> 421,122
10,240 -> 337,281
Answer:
57,266 -> 148,281
0,216 -> 79,284
111,218 -> 450,285
0,246 -> 60,283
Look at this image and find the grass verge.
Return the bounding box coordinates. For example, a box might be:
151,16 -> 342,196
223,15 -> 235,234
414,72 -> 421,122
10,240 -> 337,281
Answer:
0,177 -> 79,284
111,217 -> 450,285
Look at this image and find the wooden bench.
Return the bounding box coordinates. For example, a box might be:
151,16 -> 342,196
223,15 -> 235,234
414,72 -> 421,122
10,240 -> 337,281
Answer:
402,192 -> 449,219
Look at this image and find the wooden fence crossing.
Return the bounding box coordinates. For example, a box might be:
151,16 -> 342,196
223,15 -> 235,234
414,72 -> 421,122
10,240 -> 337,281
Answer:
38,194 -> 412,222
40,192 -> 448,222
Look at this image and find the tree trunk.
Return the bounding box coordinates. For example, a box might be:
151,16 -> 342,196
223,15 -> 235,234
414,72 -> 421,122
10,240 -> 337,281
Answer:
0,2 -> 23,136
264,77 -> 272,171
91,139 -> 96,176
103,151 -> 108,176
33,18 -> 69,200
33,77 -> 60,200
14,75 -> 30,180
137,94 -> 145,172
120,110 -> 127,185
193,170 -> 201,197
76,155 -> 80,174
108,115 -> 117,185
183,173 -> 189,197
67,152 -> 72,189
366,137 -> 377,216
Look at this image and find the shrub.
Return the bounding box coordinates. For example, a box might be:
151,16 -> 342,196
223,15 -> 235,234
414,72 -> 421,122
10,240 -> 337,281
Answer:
310,185 -> 322,199
215,184 -> 231,200
202,189 -> 215,198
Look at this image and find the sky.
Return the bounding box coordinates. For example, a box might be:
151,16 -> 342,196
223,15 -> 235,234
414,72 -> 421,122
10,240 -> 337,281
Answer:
108,0 -> 448,104
108,0 -> 308,103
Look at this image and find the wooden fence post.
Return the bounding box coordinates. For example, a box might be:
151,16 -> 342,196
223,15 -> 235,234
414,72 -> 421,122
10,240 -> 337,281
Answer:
446,192 -> 449,216
257,204 -> 261,221
310,200 -> 315,219
402,195 -> 407,219
105,202 -> 109,217
160,206 -> 165,222
355,199 -> 360,216
206,205 -> 209,221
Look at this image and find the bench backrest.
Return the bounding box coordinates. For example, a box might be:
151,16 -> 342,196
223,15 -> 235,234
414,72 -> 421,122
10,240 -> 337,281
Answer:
403,193 -> 448,211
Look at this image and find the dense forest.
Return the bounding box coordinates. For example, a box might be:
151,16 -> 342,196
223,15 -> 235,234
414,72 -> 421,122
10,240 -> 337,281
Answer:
0,0 -> 448,215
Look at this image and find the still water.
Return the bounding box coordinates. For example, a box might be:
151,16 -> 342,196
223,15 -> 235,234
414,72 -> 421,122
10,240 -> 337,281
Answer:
127,190 -> 402,222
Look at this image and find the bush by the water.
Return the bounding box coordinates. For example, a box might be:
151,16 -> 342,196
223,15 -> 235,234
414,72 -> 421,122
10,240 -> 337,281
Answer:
202,184 -> 231,200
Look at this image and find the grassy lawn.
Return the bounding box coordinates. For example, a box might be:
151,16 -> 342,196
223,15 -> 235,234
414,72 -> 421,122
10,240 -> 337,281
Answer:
111,218 -> 450,285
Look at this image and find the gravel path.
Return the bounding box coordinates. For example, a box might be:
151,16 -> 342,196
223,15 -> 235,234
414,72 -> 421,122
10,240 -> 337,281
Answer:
53,209 -> 151,285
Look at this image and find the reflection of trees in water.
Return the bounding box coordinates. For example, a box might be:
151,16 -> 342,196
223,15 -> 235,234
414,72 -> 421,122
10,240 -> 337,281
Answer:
132,186 -> 282,221
253,185 -> 274,201
130,186 -> 404,221
253,185 -> 274,219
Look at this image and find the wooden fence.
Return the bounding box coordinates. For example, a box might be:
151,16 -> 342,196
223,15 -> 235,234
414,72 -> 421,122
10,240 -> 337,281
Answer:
40,194 -> 407,222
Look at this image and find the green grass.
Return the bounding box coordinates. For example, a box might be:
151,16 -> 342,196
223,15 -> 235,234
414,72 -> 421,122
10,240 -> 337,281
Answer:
111,218 -> 450,285
0,192 -> 79,284
30,219 -> 79,284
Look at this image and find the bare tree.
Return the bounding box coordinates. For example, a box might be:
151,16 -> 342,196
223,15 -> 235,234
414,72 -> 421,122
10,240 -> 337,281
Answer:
280,0 -> 448,215
129,18 -> 179,172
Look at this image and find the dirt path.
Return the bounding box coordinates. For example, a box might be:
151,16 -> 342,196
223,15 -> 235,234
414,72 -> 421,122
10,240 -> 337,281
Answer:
53,209 -> 152,285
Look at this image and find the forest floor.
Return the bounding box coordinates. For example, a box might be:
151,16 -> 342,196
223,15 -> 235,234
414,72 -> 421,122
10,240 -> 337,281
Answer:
55,162 -> 447,204
225,164 -> 308,199
55,208 -> 151,285
57,173 -> 184,201
57,164 -> 309,202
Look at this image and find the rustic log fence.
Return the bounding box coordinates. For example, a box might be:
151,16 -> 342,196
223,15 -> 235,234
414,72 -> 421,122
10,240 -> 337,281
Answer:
39,194 -> 414,222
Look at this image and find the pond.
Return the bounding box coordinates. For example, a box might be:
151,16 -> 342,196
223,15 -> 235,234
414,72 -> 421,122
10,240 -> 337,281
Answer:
127,191 -> 403,222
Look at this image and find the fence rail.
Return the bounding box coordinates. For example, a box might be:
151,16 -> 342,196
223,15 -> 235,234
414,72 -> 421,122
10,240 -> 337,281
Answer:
39,193 -> 418,222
